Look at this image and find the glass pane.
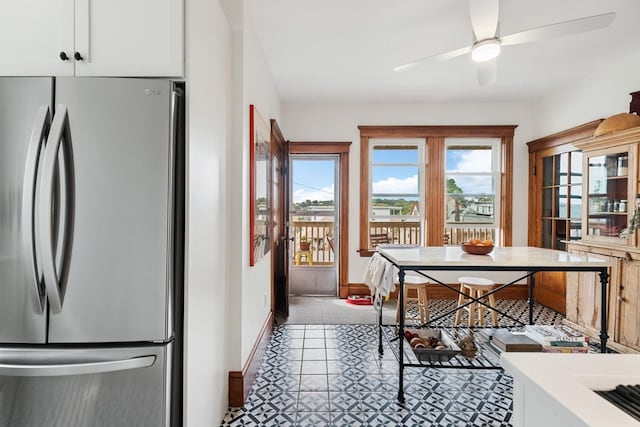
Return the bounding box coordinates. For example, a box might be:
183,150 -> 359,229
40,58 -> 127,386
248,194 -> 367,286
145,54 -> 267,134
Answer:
571,151 -> 582,184
542,188 -> 552,217
372,147 -> 418,163
556,153 -> 569,186
446,195 -> 494,224
370,196 -> 420,217
446,175 -> 493,194
291,159 -> 335,211
542,156 -> 554,187
371,166 -> 418,195
588,155 -> 607,195
542,219 -> 552,248
569,220 -> 582,240
570,185 -> 582,219
555,219 -> 567,250
557,186 -> 568,218
446,146 -> 492,172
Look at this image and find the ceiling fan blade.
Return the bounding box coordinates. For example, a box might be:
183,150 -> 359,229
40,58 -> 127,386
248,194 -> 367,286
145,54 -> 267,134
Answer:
394,46 -> 472,72
501,12 -> 615,46
469,0 -> 500,40
477,58 -> 497,86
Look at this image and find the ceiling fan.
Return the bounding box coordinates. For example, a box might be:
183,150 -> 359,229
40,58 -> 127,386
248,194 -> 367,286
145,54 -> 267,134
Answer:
394,0 -> 615,85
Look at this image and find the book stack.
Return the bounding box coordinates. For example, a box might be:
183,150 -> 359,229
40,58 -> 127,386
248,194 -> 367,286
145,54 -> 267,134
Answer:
491,329 -> 543,352
523,325 -> 589,353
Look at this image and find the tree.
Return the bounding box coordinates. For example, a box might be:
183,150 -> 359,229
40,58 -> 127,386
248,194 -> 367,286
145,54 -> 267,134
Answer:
447,178 -> 465,222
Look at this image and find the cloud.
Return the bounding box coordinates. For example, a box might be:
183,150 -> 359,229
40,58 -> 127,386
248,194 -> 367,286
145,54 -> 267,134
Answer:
293,184 -> 335,203
373,174 -> 418,194
450,150 -> 492,173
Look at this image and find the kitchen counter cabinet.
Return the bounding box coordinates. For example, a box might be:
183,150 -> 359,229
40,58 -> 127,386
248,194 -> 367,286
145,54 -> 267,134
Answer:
502,352 -> 640,427
0,0 -> 183,77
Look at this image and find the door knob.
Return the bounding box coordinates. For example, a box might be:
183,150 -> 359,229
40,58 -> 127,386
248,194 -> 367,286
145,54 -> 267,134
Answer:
74,52 -> 83,61
59,52 -> 69,61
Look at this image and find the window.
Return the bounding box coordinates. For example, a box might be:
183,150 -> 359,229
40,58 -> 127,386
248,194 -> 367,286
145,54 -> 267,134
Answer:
358,125 -> 515,254
369,140 -> 424,246
444,139 -> 500,244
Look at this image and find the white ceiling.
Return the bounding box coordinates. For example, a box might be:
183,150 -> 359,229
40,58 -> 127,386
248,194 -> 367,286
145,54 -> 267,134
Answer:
248,0 -> 640,104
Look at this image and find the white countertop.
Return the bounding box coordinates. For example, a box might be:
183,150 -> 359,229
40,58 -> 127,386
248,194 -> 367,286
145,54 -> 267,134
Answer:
502,353 -> 640,426
377,246 -> 610,269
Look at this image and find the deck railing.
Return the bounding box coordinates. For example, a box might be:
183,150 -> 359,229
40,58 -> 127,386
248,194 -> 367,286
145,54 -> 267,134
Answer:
444,226 -> 496,245
291,220 -> 497,265
368,221 -> 421,245
292,221 -> 334,265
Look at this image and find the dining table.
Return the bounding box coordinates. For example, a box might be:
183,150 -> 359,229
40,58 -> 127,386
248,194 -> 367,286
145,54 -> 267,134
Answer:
375,245 -> 612,403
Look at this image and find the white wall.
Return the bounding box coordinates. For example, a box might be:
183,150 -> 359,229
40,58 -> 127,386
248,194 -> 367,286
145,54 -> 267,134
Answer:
239,13 -> 281,363
281,102 -> 535,284
184,1 -> 280,424
184,0 -> 232,425
533,49 -> 640,138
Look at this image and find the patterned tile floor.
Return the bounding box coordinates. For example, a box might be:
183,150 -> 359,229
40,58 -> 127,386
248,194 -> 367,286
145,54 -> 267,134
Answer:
221,300 -> 565,426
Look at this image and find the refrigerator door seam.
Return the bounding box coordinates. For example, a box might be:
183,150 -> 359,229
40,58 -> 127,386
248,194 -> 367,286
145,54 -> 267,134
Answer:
21,105 -> 51,314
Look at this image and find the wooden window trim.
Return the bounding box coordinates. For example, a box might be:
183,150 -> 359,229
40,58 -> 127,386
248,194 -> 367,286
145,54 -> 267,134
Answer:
358,125 -> 516,255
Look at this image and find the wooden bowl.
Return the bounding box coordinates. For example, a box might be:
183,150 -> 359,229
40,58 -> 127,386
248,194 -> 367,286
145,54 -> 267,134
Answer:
461,243 -> 494,255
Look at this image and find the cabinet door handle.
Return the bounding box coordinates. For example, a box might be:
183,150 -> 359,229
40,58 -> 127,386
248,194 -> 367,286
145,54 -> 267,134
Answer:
74,51 -> 83,61
617,296 -> 627,302
59,51 -> 69,61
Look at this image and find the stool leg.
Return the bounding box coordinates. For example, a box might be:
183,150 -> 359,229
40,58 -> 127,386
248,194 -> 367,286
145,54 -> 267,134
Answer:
467,289 -> 476,327
478,290 -> 486,327
417,286 -> 428,324
454,285 -> 465,326
488,292 -> 498,327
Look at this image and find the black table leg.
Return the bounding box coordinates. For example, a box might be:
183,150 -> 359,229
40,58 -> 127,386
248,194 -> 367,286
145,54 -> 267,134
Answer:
378,292 -> 384,355
599,269 -> 609,353
528,272 -> 535,325
397,269 -> 405,403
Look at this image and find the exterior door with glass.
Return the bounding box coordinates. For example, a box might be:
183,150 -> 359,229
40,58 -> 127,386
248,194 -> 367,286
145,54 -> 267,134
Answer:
288,156 -> 338,296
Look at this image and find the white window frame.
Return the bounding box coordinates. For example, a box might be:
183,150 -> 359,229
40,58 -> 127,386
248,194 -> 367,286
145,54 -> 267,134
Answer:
369,139 -> 425,242
444,138 -> 501,231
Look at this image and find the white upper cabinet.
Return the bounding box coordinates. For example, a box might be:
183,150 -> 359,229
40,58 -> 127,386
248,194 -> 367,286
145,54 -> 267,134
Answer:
0,0 -> 184,77
0,0 -> 75,76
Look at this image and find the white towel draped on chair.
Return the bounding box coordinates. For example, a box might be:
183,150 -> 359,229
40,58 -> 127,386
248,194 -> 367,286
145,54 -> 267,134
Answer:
363,253 -> 395,297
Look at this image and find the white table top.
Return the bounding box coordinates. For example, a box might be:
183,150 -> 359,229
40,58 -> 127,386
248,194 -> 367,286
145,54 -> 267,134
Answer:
502,353 -> 640,426
377,246 -> 610,269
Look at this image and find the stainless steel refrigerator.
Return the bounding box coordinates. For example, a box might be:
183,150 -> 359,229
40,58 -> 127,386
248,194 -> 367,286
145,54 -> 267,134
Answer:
0,77 -> 185,427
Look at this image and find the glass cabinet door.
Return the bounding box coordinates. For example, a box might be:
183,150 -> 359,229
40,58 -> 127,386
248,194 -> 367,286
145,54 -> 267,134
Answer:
586,151 -> 630,241
540,151 -> 582,251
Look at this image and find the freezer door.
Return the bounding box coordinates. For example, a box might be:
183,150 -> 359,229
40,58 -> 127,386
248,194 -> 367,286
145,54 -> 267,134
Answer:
0,78 -> 52,343
49,78 -> 176,343
0,343 -> 171,427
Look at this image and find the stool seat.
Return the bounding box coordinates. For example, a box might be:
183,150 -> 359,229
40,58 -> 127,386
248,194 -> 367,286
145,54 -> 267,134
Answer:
458,276 -> 494,287
454,276 -> 498,327
396,275 -> 429,325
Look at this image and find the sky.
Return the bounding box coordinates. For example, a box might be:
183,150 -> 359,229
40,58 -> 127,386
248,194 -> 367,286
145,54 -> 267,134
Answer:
291,147 -> 494,203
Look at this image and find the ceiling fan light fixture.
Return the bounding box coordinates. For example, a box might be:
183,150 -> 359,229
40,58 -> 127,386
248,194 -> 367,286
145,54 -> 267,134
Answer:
471,39 -> 501,62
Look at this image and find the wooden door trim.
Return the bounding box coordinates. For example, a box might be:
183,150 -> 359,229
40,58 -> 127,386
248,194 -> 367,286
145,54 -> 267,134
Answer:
289,141 -> 351,298
270,119 -> 287,316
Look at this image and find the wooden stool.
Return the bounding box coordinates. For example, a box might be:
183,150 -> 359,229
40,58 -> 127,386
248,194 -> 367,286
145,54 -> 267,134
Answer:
294,250 -> 312,265
454,276 -> 498,327
396,275 -> 429,325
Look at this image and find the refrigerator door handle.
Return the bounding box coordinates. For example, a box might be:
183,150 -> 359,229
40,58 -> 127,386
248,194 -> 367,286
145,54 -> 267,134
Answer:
0,355 -> 156,377
39,105 -> 74,314
21,105 -> 51,314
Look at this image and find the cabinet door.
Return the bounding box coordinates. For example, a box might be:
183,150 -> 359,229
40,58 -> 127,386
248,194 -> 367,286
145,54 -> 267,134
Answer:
617,260 -> 640,351
0,0 -> 74,76
584,146 -> 634,244
74,0 -> 184,77
566,248 -> 619,338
